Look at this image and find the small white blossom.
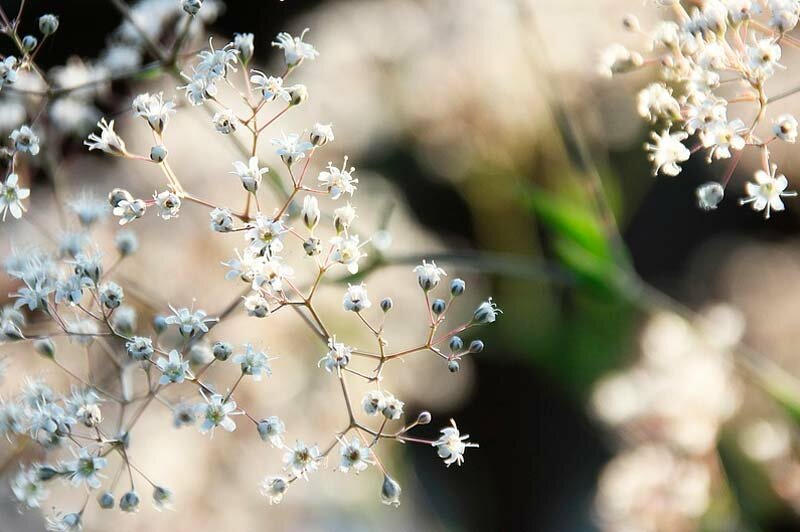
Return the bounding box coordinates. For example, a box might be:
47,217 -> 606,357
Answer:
196,393 -> 238,435
250,71 -> 290,102
645,129 -> 690,176
773,113 -> 798,142
260,476 -> 288,504
154,190 -> 181,220
232,344 -> 272,380
10,125 -> 40,156
414,260 -> 446,291
156,350 -> 190,384
282,440 -> 321,480
740,165 -> 797,218
433,419 -> 478,467
343,283 -> 371,312
0,173 -> 30,220
272,29 -> 319,67
231,157 -> 268,192
85,118 -> 128,156
338,437 -> 374,473
319,336 -> 352,372
271,132 -> 313,166
318,157 -> 357,199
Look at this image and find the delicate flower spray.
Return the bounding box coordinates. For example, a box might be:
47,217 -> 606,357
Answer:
0,0 -> 497,524
604,0 -> 800,218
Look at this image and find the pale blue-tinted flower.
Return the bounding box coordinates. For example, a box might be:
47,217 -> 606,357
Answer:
272,29 -> 319,67
414,260 -> 446,291
156,350 -> 190,385
249,71 -> 290,102
165,304 -> 215,338
11,466 -> 48,508
259,476 -> 288,504
232,344 -> 272,380
10,125 -> 40,156
338,437 -> 374,473
472,298 -> 502,324
126,336 -> 154,361
119,490 -> 140,512
282,440 -> 320,480
257,416 -> 285,447
55,275 -> 91,306
45,511 -> 81,532
432,419 -> 478,467
0,173 -> 30,220
318,157 -> 357,199
196,393 -> 237,435
66,448 -> 107,489
319,336 -> 352,373
244,214 -> 287,256
271,132 -> 312,167
0,56 -> 19,89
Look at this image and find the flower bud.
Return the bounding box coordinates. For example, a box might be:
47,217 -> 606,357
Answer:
98,491 -> 115,509
34,338 -> 55,358
108,188 -> 133,208
38,14 -> 59,35
21,35 -> 38,52
416,411 -> 432,425
380,297 -> 393,312
301,196 -> 320,230
119,490 -> 140,512
448,336 -> 463,352
111,306 -> 137,336
153,314 -> 168,334
333,203 -> 356,234
773,114 -> 798,143
431,298 -> 446,315
287,84 -> 308,106
472,298 -> 501,324
380,474 -> 402,507
622,14 -> 640,32
695,182 -> 724,211
212,341 -> 233,361
150,144 -> 168,162
37,465 -> 59,481
450,278 -> 466,296
212,110 -> 237,135
448,360 -> 460,373
79,403 -> 103,427
468,340 -> 484,353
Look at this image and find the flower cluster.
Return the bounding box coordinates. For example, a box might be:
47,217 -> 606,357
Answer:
0,1 -> 500,526
604,0 -> 800,218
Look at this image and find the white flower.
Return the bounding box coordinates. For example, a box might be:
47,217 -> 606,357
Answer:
196,39 -> 239,80
432,419 -> 478,467
740,165 -> 797,218
243,291 -> 270,318
310,122 -> 334,146
338,437 -> 374,473
271,132 -> 313,166
178,72 -> 216,106
210,207 -> 234,232
212,109 -> 238,134
0,173 -> 30,220
282,440 -> 321,480
773,113 -> 798,142
700,119 -> 746,161
636,83 -> 680,122
333,202 -> 357,233
232,157 -> 268,192
330,234 -> 366,274
319,336 -> 352,372
318,157 -> 357,199
112,198 -> 146,225
272,29 -> 319,67
245,214 -> 287,256
250,71 -> 290,102
196,393 -> 238,435
11,466 -> 48,508
10,125 -> 40,156
45,512 -> 82,532
66,448 -> 107,489
473,298 -> 502,324
413,260 -> 446,291
260,476 -> 288,504
233,32 -> 255,63
85,118 -> 127,156
684,95 -> 727,135
232,344 -> 272,380
343,282 -> 371,312
0,56 -> 19,89
381,392 -> 404,420
747,38 -> 783,78
132,92 -> 176,134
156,350 -> 190,384
257,416 -> 285,447
153,190 -> 181,220
362,390 -> 386,416
645,129 -> 690,176
598,44 -> 642,77
165,304 -> 215,338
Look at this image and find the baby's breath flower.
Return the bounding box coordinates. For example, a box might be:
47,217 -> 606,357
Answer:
380,474 -> 402,507
362,390 -> 386,416
0,56 -> 19,90
433,419 -> 478,467
333,202 -> 356,233
182,0 -> 202,16
112,199 -> 146,225
414,260 -> 446,291
283,440 -> 320,480
773,113 -> 798,142
250,71 -> 290,102
172,402 -> 197,428
156,350 -> 190,384
0,173 -> 30,220
257,416 -> 285,447
330,234 -> 366,274
319,336 -> 352,372
152,486 -> 173,511
245,214 -> 287,256
11,466 -> 48,508
196,393 -> 238,435
598,43 -> 643,77
132,92 -> 176,134
260,476 -> 288,504
231,157 -> 268,192
645,129 -> 690,176
119,490 -> 140,513
696,182 -> 725,211
272,29 -> 319,67
271,132 -> 313,167
99,281 -> 124,309
45,511 -> 81,532
338,437 -> 374,473
301,195 -> 320,230
232,344 -> 272,380
310,122 -> 334,147
343,282 -> 371,312
636,83 -> 680,122
154,190 -> 182,220
740,165 -> 797,218
125,336 -> 153,361
472,298 -> 502,324
69,191 -> 108,227
10,125 -> 40,156
85,118 -> 128,156
243,292 -> 269,318
210,207 -> 234,232
165,304 -> 215,338
233,33 -> 254,63
38,14 -> 59,35
318,157 -> 357,199
381,392 -> 404,420
212,109 -> 238,134
66,448 -> 107,489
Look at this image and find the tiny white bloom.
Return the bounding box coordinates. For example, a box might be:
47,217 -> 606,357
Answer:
740,165 -> 797,218
645,129 -> 690,176
318,157 -> 358,199
432,419 -> 478,467
0,173 -> 30,220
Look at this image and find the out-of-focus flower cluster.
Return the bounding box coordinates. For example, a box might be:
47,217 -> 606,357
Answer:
0,1 -> 500,529
591,305 -> 744,531
603,0 -> 800,218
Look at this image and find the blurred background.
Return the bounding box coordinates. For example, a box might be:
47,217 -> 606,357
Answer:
3,0 -> 800,531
